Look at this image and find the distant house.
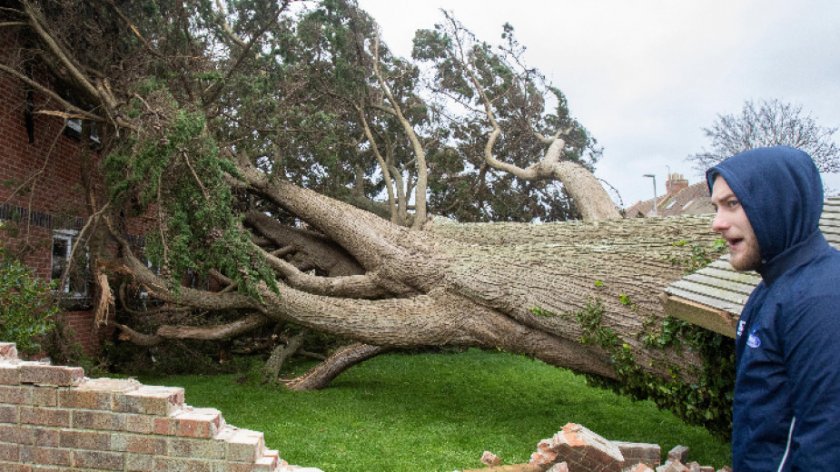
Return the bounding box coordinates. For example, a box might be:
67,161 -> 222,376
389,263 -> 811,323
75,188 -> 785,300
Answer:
661,197 -> 840,337
625,173 -> 713,218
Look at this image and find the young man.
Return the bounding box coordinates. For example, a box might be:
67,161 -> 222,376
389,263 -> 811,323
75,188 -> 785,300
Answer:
707,146 -> 840,471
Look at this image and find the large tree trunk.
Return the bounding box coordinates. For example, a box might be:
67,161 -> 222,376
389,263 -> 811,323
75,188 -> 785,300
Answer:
118,161 -> 717,385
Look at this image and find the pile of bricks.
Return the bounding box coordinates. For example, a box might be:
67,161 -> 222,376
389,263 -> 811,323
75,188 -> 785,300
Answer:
469,423 -> 731,472
0,342 -> 321,471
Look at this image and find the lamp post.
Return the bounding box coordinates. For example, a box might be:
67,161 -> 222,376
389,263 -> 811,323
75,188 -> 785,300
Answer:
643,174 -> 657,216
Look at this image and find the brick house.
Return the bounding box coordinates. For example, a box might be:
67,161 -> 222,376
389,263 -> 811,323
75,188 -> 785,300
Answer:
624,173 -> 713,218
0,28 -> 142,356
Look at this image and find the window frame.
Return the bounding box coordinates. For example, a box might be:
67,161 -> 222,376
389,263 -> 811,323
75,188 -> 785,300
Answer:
51,229 -> 88,298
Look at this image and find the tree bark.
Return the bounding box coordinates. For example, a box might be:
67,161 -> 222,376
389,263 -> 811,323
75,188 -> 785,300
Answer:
263,330 -> 306,384
285,343 -> 387,391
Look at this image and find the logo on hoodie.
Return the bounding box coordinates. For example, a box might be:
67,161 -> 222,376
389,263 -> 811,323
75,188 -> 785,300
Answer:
747,329 -> 761,348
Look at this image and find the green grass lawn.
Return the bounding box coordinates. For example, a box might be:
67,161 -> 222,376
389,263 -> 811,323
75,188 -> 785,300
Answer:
139,349 -> 730,471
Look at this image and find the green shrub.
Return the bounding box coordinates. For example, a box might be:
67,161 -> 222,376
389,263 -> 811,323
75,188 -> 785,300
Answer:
0,247 -> 58,355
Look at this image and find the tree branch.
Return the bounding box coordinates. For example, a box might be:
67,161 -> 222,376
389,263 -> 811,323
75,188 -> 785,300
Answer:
0,64 -> 103,121
258,245 -> 396,299
371,36 -> 429,228
22,1 -> 117,110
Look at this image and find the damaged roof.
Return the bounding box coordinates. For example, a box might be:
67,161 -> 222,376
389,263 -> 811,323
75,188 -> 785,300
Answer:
662,197 -> 840,337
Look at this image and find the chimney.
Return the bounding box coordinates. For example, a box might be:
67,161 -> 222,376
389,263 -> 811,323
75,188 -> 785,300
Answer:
666,173 -> 688,195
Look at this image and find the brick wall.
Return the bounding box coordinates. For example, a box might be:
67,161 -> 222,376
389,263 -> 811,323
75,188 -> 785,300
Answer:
1,28 -> 155,357
1,27 -> 100,356
0,342 -> 319,472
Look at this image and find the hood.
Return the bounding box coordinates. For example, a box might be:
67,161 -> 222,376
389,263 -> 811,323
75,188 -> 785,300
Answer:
706,146 -> 823,263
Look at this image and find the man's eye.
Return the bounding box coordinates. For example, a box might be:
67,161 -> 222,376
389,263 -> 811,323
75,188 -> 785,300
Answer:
727,200 -> 739,208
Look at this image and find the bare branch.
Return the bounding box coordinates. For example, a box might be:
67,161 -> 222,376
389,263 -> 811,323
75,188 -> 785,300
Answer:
258,244 -> 396,299
105,0 -> 163,58
371,35 -> 429,228
354,102 -> 399,223
0,64 -> 103,121
156,313 -> 269,340
22,1 -> 117,110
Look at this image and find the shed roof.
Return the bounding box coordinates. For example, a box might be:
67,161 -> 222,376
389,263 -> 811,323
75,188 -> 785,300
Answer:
662,197 -> 840,337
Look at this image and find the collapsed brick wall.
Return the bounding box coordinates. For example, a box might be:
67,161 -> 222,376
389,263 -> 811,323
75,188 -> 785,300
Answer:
469,423 -> 730,472
0,342 -> 319,472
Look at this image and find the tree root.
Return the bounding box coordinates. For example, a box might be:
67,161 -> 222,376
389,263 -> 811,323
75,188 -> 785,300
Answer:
284,343 -> 387,391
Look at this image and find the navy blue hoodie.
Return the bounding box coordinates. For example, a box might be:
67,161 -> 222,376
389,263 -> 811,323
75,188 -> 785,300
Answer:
707,146 -> 840,471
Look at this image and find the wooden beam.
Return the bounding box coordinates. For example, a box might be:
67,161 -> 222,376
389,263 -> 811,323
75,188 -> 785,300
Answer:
659,293 -> 737,338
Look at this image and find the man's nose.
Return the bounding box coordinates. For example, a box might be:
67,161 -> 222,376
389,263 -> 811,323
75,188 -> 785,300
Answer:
711,211 -> 729,233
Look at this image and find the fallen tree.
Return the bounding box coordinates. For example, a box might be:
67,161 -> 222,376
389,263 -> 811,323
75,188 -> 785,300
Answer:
0,0 -> 732,435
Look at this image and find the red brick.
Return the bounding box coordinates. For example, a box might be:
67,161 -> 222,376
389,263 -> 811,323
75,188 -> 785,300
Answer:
0,442 -> 20,461
111,433 -> 166,455
19,407 -> 71,428
0,386 -> 27,404
71,410 -> 124,431
59,377 -> 141,410
168,437 -> 226,460
125,453 -> 155,472
123,414 -> 155,434
72,449 -> 125,470
57,388 -> 111,410
27,386 -> 57,407
154,416 -> 177,436
114,385 -> 184,416
18,364 -> 84,387
19,445 -> 72,466
59,429 -> 111,450
172,408 -> 223,439
614,441 -> 661,467
0,366 -> 21,386
667,445 -> 690,463
0,425 -> 20,443
218,427 -> 265,463
254,449 -> 280,470
0,405 -> 19,424
18,425 -> 60,447
533,423 -> 625,472
0,461 -> 31,472
626,464 -> 655,472
154,457 -> 213,472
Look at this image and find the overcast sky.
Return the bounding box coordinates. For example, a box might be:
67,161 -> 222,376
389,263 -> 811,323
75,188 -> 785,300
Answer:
355,0 -> 840,205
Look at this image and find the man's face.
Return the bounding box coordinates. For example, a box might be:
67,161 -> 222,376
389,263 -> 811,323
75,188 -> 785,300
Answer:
711,176 -> 762,271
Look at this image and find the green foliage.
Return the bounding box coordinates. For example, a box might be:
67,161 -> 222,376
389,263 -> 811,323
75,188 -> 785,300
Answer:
573,298 -> 619,348
0,247 -> 58,355
411,13 -> 600,223
572,299 -> 734,438
103,88 -> 276,298
618,293 -> 633,306
528,306 -> 558,317
669,239 -> 727,274
141,350 -> 730,471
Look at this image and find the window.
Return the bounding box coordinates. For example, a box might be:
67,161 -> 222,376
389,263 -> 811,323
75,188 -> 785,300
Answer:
64,118 -> 100,146
51,229 -> 88,297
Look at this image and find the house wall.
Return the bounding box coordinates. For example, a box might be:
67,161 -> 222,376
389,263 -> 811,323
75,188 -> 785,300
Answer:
1,28 -> 123,356
0,30 -> 90,270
